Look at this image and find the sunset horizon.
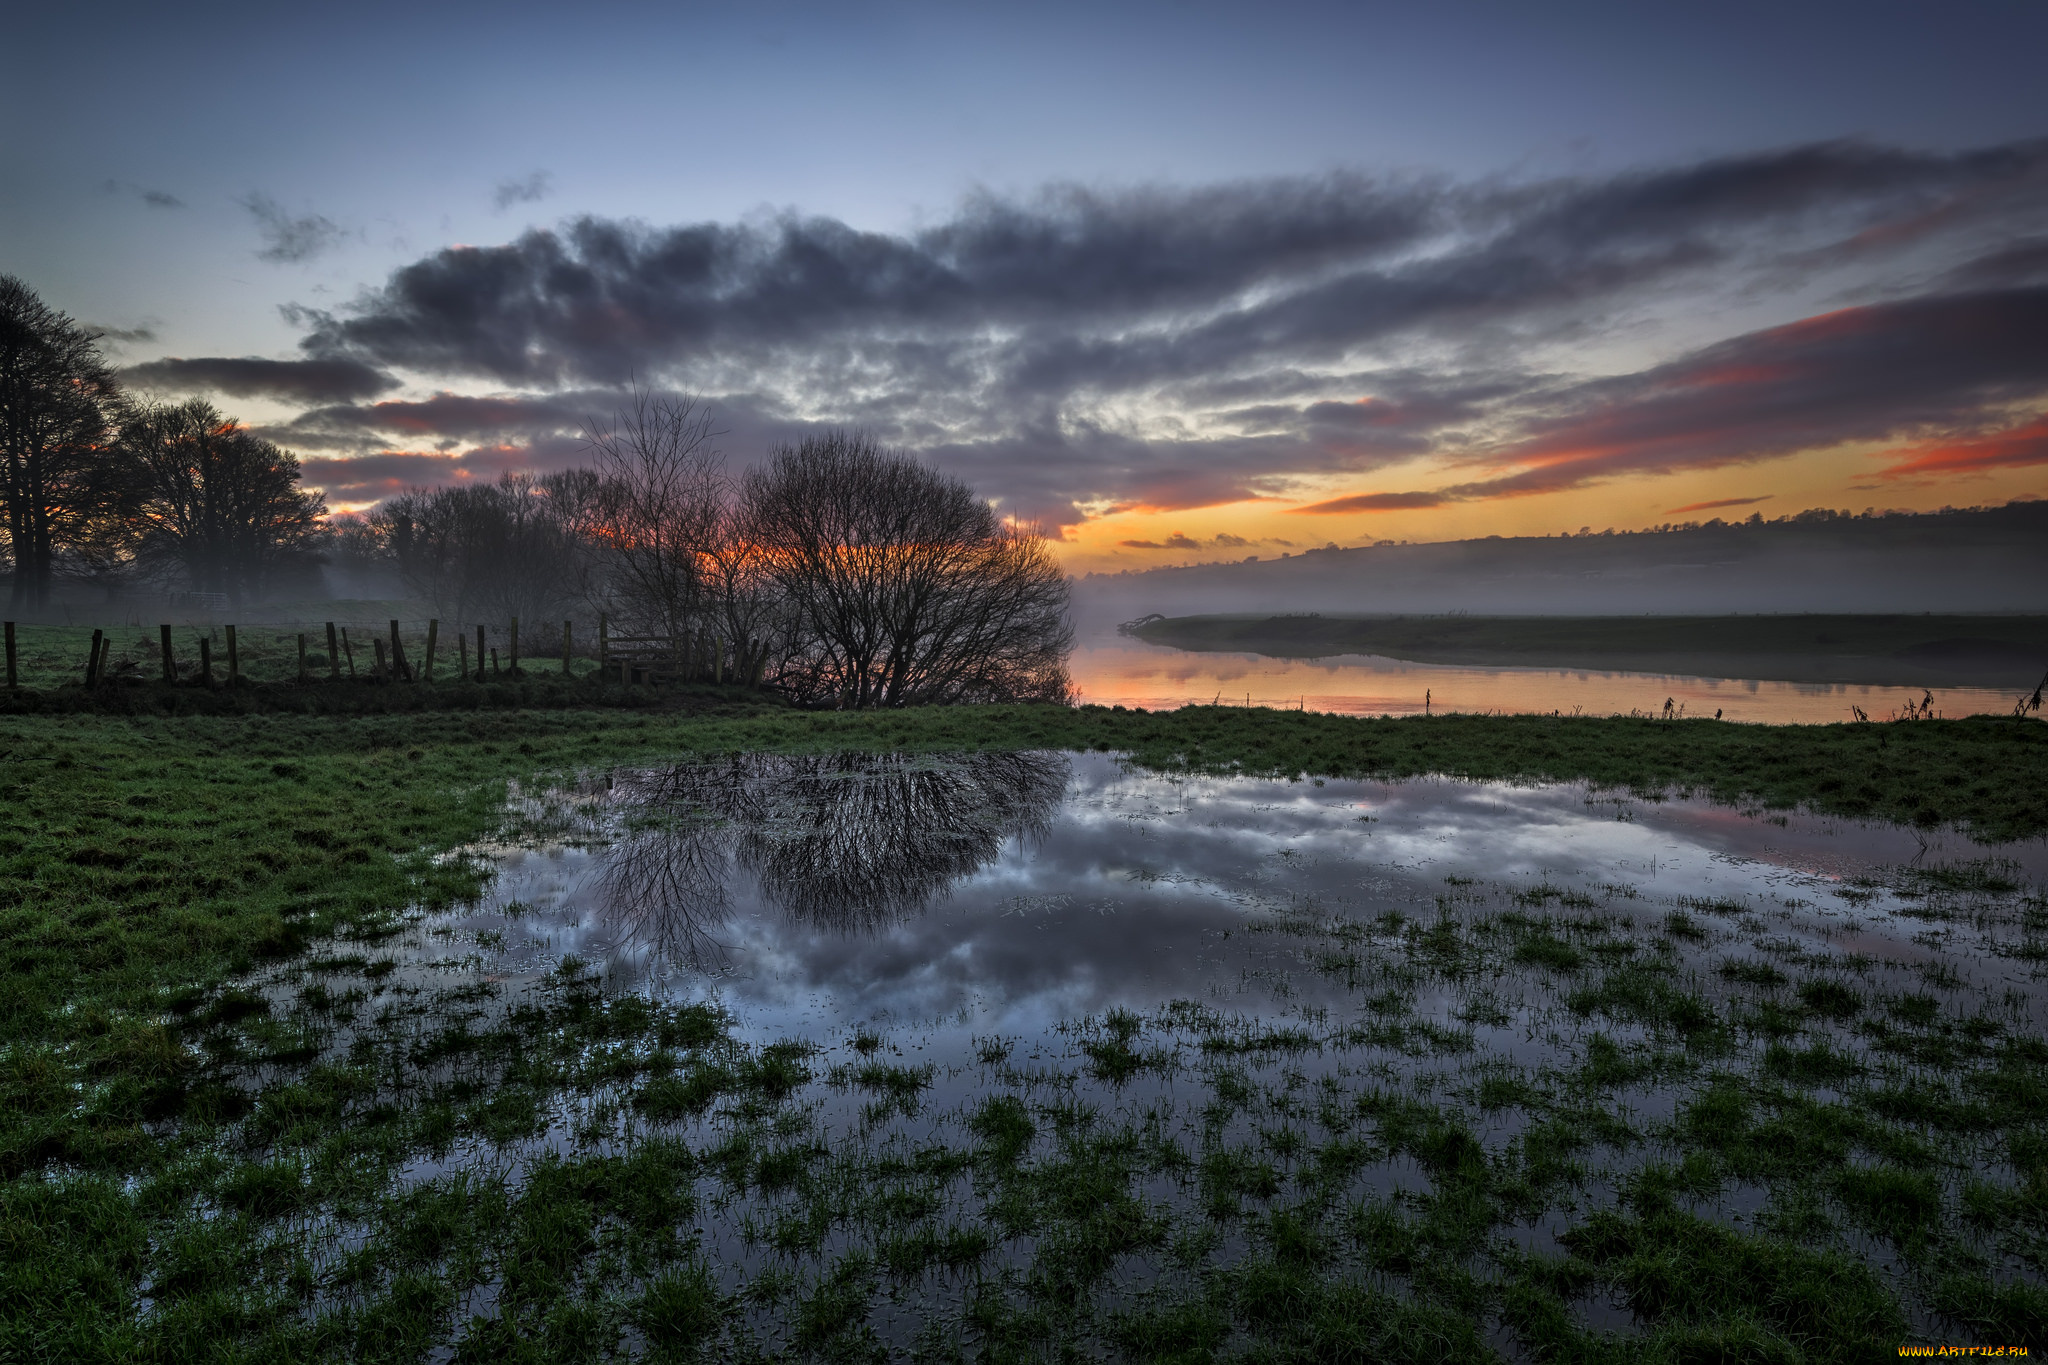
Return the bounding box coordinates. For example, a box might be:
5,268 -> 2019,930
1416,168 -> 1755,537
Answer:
11,3 -> 2046,576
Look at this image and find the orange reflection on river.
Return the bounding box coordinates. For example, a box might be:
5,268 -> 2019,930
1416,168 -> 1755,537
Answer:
1066,637 -> 2025,724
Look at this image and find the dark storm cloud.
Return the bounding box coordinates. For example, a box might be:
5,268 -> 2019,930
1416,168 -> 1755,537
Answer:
270,139 -> 2048,520
243,193 -> 348,264
122,356 -> 398,404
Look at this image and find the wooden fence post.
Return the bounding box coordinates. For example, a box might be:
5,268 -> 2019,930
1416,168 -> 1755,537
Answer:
598,613 -> 609,680
225,625 -> 239,685
562,620 -> 572,675
339,627 -> 357,678
161,624 -> 174,683
509,617 -> 520,674
424,619 -> 438,684
297,634 -> 308,683
199,637 -> 213,686
3,622 -> 13,688
373,637 -> 388,677
326,622 -> 340,681
388,620 -> 408,682
475,624 -> 485,681
86,629 -> 103,687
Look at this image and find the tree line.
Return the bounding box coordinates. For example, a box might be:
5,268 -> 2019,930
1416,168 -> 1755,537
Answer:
1,276 -> 1072,707
366,394 -> 1072,706
1,276 -> 322,608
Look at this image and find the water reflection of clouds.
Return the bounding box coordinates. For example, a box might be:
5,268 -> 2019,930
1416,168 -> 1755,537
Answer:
460,753 -> 2046,1042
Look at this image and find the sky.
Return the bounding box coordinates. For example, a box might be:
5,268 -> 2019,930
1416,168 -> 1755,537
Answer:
6,0 -> 2048,572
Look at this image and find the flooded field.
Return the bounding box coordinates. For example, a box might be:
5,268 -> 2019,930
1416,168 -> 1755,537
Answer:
1069,637 -> 2025,724
224,750 -> 2048,1356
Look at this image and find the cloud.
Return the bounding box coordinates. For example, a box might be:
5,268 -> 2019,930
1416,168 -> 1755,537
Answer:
93,325 -> 158,350
1663,496 -> 1773,514
254,138 -> 2048,523
1297,284 -> 2048,510
1118,532 -> 1205,551
287,390 -> 590,440
244,193 -> 348,263
493,171 -> 553,211
1293,490 -> 1451,513
123,356 -> 398,404
298,440 -> 589,503
297,141 -> 2048,387
102,180 -> 184,209
1876,415 -> 2048,479
1941,237 -> 2048,289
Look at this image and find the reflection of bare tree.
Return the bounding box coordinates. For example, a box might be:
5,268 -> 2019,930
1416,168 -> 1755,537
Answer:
590,750 -> 1068,968
591,809 -> 736,973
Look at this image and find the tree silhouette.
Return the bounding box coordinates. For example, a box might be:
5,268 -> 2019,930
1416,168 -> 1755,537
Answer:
116,399 -> 325,602
0,276 -> 126,610
744,432 -> 1072,707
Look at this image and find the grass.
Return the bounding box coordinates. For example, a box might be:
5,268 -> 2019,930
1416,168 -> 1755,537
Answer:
1,696 -> 2045,1358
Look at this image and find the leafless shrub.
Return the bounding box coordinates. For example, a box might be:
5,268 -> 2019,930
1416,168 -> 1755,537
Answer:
743,431 -> 1072,707
577,393 -> 728,639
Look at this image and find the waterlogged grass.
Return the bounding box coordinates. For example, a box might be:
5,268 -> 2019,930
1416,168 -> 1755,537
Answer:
1,702 -> 2046,1359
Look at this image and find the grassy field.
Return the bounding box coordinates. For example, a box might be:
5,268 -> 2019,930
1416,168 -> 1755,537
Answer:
2,701 -> 2044,1359
1130,613 -> 2048,689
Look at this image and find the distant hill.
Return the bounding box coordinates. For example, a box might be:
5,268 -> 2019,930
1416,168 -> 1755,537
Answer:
1074,501 -> 2048,626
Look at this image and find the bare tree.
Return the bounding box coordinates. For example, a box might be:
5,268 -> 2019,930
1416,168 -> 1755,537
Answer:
579,393 -> 785,677
116,398 -> 325,602
744,432 -> 1072,707
0,276 -> 128,610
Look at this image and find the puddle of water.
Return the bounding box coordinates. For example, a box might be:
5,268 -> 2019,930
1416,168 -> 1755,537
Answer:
1069,636 -> 2028,723
442,753 -> 2048,1045
240,752 -> 2047,1352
